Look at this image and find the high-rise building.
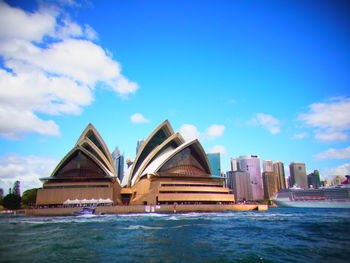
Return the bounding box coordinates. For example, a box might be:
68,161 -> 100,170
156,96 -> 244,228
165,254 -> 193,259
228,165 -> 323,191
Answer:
226,171 -> 253,201
262,171 -> 278,200
289,162 -> 307,189
230,158 -> 238,172
323,179 -> 331,186
237,155 -> 263,200
273,161 -> 286,190
207,153 -> 221,176
307,170 -> 321,189
136,139 -> 145,154
112,147 -> 124,182
262,160 -> 274,172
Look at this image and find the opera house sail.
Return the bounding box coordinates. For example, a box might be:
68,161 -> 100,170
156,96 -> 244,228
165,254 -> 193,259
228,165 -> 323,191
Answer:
36,124 -> 121,207
124,120 -> 235,205
36,120 -> 234,208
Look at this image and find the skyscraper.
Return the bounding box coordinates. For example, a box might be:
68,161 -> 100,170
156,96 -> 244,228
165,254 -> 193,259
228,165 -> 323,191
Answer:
273,161 -> 286,190
289,162 -> 307,189
230,158 -> 238,172
262,160 -> 274,172
262,171 -> 278,200
111,147 -> 124,182
136,139 -> 145,154
307,170 -> 321,189
226,171 -> 253,201
237,155 -> 263,200
207,153 -> 221,176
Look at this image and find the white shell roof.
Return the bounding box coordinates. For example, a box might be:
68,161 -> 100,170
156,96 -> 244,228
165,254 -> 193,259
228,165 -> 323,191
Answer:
132,146 -> 175,185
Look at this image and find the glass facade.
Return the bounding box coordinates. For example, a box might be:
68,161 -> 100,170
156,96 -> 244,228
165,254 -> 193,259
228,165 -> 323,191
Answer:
132,129 -> 168,179
86,130 -> 107,158
54,150 -> 107,178
82,143 -> 109,169
159,147 -> 208,176
307,170 -> 321,189
289,162 -> 307,189
207,153 -> 221,176
112,147 -> 124,182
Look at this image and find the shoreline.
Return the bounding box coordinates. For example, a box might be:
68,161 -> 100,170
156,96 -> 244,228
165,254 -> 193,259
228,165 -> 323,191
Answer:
25,204 -> 268,216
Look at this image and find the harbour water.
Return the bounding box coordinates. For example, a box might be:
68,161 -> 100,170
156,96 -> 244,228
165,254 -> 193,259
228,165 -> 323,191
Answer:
0,208 -> 349,263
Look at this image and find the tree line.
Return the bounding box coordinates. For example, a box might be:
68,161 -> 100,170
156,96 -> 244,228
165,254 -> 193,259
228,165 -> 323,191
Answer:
0,181 -> 38,210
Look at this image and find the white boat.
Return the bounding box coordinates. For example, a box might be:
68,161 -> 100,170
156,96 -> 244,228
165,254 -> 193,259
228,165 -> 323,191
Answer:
74,205 -> 97,215
273,179 -> 350,208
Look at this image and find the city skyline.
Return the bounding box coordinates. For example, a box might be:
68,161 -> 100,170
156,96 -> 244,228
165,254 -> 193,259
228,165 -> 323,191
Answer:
0,0 -> 350,194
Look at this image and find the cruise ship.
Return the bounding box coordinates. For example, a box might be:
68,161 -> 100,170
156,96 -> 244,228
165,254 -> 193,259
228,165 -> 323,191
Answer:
273,176 -> 350,208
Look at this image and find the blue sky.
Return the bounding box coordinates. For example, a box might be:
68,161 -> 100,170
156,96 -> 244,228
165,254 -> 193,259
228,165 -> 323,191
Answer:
0,0 -> 350,194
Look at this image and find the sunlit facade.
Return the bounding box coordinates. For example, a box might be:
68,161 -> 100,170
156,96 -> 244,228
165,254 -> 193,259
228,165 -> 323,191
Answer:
226,171 -> 253,201
262,171 -> 278,200
237,155 -> 263,200
262,160 -> 274,172
36,124 -> 122,206
273,161 -> 286,190
125,120 -> 234,205
36,120 -> 234,207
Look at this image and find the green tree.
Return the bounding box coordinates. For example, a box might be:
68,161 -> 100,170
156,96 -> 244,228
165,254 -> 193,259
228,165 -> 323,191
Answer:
21,188 -> 38,207
3,193 -> 21,210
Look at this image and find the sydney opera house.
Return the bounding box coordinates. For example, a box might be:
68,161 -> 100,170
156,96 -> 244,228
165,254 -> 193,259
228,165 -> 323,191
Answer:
36,120 -> 235,208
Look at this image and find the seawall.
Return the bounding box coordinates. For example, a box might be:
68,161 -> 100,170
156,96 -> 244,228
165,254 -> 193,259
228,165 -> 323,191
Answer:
25,204 -> 268,216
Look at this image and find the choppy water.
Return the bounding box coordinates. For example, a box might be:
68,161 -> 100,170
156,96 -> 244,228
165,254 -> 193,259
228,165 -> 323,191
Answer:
0,208 -> 350,263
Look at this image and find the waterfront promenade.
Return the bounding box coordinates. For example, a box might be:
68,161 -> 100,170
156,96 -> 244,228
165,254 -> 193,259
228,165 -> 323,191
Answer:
25,203 -> 268,215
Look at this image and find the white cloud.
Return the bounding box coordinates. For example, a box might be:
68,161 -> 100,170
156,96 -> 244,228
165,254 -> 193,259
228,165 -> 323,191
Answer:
209,145 -> 227,155
293,132 -> 308,139
1,39 -> 122,87
179,123 -> 226,142
323,164 -> 350,177
179,124 -> 200,141
206,124 -> 225,138
0,154 -> 58,194
58,0 -> 81,7
249,113 -> 281,134
114,76 -> 139,98
83,24 -> 98,40
0,2 -> 139,139
298,97 -> 350,142
0,106 -> 59,139
0,2 -> 56,42
314,131 -> 348,142
315,146 -> 350,160
130,113 -> 149,124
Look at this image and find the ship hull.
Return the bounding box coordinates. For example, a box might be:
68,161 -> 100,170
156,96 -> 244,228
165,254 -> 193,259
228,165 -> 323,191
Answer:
273,199 -> 350,208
